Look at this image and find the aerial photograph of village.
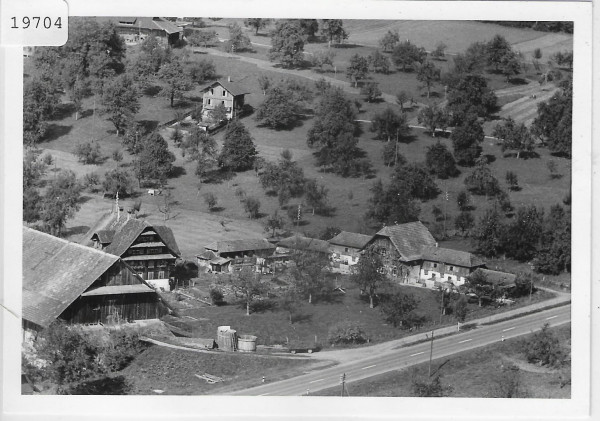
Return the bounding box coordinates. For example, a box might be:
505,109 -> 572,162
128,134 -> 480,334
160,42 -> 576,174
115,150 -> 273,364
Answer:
21,17 -> 573,398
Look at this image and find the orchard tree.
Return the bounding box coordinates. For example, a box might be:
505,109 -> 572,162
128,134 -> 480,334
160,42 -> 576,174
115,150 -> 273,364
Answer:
187,59 -> 216,84
380,292 -> 420,328
382,142 -> 407,167
456,190 -> 472,211
391,40 -> 426,72
23,77 -> 60,145
451,113 -> 484,166
486,34 -> 513,72
229,267 -> 266,316
101,74 -> 140,135
472,207 -> 504,257
425,141 -> 459,179
416,61 -> 441,98
244,197 -> 261,219
446,74 -> 497,122
102,168 -> 134,198
370,107 -> 409,142
321,19 -> 348,45
255,85 -> 300,129
218,120 -> 258,171
531,80 -> 572,157
304,178 -> 329,215
244,18 -> 269,35
465,269 -> 499,307
227,23 -> 251,52
203,192 -> 218,211
186,30 -> 218,48
74,141 -> 102,165
502,206 -> 544,262
500,50 -> 521,82
368,49 -> 391,74
310,49 -> 336,72
298,19 -> 319,40
209,103 -> 228,124
360,82 -> 382,103
505,171 -> 519,191
493,117 -> 535,159
430,42 -> 447,60
464,161 -> 502,197
379,30 -> 399,52
257,74 -> 271,95
523,323 -> 565,367
158,57 -> 192,107
534,204 -> 570,275
346,54 -> 369,87
393,163 -> 440,201
259,150 -> 305,206
289,249 -> 331,304
181,127 -> 219,179
265,210 -> 284,237
366,179 -> 421,226
417,104 -> 449,137
41,170 -> 82,237
268,20 -> 306,68
351,246 -> 387,308
455,211 -> 475,236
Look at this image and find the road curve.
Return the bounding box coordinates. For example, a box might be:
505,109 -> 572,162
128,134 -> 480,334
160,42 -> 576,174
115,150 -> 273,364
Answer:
229,305 -> 570,396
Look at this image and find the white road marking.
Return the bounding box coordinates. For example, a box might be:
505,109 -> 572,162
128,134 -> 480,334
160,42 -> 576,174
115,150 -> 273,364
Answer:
502,327 -> 516,332
361,365 -> 376,370
546,315 -> 558,320
309,378 -> 325,384
259,393 -> 270,396
458,339 -> 472,344
410,352 -> 425,357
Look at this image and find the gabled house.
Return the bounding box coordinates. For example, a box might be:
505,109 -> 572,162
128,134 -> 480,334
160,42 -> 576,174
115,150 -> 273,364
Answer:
80,209 -> 181,290
419,246 -> 486,287
114,17 -> 183,45
199,78 -> 251,122
363,221 -> 437,282
197,238 -> 275,273
22,227 -> 168,337
328,231 -> 372,273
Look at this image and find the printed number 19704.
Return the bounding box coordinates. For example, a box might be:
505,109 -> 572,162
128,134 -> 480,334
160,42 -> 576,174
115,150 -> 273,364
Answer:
10,16 -> 62,29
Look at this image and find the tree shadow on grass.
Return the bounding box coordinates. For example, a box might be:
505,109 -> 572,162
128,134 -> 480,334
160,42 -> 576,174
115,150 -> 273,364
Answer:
143,85 -> 162,96
291,313 -> 313,324
208,206 -> 225,213
137,120 -> 159,133
43,124 -> 72,142
65,375 -> 131,395
53,103 -> 76,120
169,165 -> 186,178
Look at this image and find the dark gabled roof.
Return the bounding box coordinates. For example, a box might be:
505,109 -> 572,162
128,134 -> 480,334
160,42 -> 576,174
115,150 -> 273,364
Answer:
199,80 -> 252,97
204,238 -> 275,254
22,227 -> 120,328
329,231 -> 372,249
422,246 -> 486,268
478,269 -> 517,287
81,213 -> 181,258
197,250 -> 218,261
372,221 -> 436,261
277,235 -> 330,254
115,17 -> 182,34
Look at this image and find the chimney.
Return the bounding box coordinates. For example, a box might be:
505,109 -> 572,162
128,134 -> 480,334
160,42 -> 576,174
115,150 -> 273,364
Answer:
228,75 -> 231,82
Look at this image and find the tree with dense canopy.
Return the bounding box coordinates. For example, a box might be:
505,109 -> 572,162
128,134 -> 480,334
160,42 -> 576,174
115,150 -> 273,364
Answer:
227,23 -> 252,52
298,19 -> 319,40
493,117 -> 535,159
455,211 -> 475,236
102,168 -> 134,198
133,131 -> 175,186
23,77 -> 60,145
346,54 -> 370,87
451,113 -> 484,166
534,204 -> 571,274
368,49 -> 391,74
101,74 -> 140,135
158,57 -> 192,107
391,40 -> 426,72
186,30 -> 218,48
181,127 -> 219,180
229,267 -> 266,316
464,268 -> 500,306
425,142 -> 459,179
416,60 -> 441,98
464,160 -> 502,197
502,205 -> 544,262
380,292 -> 420,328
218,120 -> 258,171
321,19 -> 348,45
244,18 -> 269,35
255,85 -> 301,129
370,107 -> 409,142
360,82 -> 382,103
378,30 -> 399,52
40,170 -> 82,237
289,249 -> 331,304
417,104 -> 449,137
259,150 -> 306,207
366,179 -> 421,226
486,34 -> 513,72
446,74 -> 497,122
268,20 -> 306,68
187,59 -> 216,84
310,49 -> 336,72
472,207 -> 504,257
531,80 -> 572,157
351,246 -> 387,308
392,163 -> 440,201
304,178 -> 329,215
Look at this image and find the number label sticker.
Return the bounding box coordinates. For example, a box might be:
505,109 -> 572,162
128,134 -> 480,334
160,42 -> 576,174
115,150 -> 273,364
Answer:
1,0 -> 68,46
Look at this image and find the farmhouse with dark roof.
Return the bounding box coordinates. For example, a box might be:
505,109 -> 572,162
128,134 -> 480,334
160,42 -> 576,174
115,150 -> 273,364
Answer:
197,238 -> 275,273
419,246 -> 486,287
328,231 -> 372,273
199,78 -> 251,122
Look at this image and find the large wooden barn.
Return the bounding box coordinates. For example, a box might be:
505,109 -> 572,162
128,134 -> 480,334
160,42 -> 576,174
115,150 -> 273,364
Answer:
22,227 -> 168,336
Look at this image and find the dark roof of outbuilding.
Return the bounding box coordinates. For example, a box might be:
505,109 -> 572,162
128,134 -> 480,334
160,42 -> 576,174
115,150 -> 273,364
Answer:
422,246 -> 486,268
478,269 -> 517,286
277,235 -> 330,254
204,238 -> 275,254
329,231 -> 372,249
22,227 -> 120,328
372,221 -> 436,261
115,17 -> 182,34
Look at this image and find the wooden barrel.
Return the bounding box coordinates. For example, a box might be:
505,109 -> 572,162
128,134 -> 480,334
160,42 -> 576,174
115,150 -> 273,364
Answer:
217,326 -> 237,351
237,335 -> 257,352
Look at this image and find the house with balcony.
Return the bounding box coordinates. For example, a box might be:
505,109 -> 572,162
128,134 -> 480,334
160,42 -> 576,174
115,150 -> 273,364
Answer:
199,78 -> 251,124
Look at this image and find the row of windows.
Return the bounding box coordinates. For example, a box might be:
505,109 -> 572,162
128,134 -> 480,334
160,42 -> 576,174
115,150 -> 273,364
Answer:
129,260 -> 168,269
209,88 -> 228,97
128,247 -> 163,256
205,98 -> 231,107
142,271 -> 166,280
423,270 -> 454,282
430,262 -> 455,272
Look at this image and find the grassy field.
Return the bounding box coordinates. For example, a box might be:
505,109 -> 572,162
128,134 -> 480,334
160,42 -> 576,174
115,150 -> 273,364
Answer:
165,278 -> 555,350
121,344 -> 321,395
315,324 -> 571,398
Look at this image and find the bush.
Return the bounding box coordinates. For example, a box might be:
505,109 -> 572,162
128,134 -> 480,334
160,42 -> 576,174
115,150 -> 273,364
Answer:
248,299 -> 278,313
521,323 -> 565,367
102,330 -> 147,372
328,321 -> 368,345
74,141 -> 102,165
209,287 -> 225,305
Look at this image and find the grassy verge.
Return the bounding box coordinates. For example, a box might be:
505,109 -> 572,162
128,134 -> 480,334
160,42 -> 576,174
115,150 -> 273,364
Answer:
316,324 -> 571,398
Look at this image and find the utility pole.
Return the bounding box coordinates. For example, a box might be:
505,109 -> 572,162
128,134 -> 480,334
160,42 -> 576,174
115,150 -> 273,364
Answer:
428,330 -> 435,377
439,288 -> 444,324
443,189 -> 448,238
340,373 -> 346,397
529,278 -> 534,302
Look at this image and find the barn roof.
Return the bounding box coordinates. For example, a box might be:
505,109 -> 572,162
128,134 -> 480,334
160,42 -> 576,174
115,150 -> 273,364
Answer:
204,238 -> 275,254
373,221 -> 436,261
80,284 -> 154,296
328,231 -> 372,249
22,227 -> 120,328
277,235 -> 330,254
199,79 -> 252,97
422,247 -> 486,268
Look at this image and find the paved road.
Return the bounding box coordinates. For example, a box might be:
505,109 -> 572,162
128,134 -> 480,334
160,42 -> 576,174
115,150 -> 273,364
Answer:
229,305 -> 570,396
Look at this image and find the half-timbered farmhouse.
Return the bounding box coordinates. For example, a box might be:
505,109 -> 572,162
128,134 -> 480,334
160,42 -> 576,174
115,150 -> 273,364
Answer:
200,78 -> 250,122
22,227 -> 168,337
328,231 -> 372,273
81,211 -> 181,290
363,221 -> 437,282
197,238 -> 275,273
419,246 -> 486,287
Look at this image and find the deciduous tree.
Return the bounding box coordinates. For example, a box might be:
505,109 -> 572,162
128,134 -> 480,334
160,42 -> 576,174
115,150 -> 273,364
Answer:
102,168 -> 134,198
493,117 -> 535,159
371,107 -> 409,142
416,61 -> 441,98
531,80 -> 572,157
158,57 -> 192,107
321,19 -> 348,45
472,208 -> 504,258
417,104 -> 449,137
451,113 -> 484,166
133,131 -> 176,186
229,267 -> 266,316
227,23 -> 251,52
425,142 -> 459,179
346,54 -> 369,87
255,85 -> 301,129
218,120 -> 258,171
391,40 -> 426,72
378,30 -> 399,52
380,292 -> 420,327
101,74 -> 140,135
368,49 -> 391,74
351,247 -> 387,308
41,170 -> 82,236
268,20 -> 306,68
244,18 -> 269,35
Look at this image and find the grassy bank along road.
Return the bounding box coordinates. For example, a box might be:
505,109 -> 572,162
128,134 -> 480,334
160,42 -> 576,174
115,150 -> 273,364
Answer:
228,305 -> 570,396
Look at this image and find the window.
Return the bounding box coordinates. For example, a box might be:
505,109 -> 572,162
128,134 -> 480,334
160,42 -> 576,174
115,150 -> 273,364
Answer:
158,271 -> 165,279
148,260 -> 155,268
449,266 -> 454,272
222,89 -> 227,97
147,247 -> 162,254
392,266 -> 397,276
344,247 -> 349,253
129,249 -> 144,256
221,100 -> 225,105
433,263 -> 438,268
210,88 -> 214,95
207,98 -> 212,105
147,272 -> 155,280
448,276 -> 453,282
424,269 -> 429,275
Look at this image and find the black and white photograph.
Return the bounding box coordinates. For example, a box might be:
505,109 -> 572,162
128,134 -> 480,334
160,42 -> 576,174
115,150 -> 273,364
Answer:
1,1 -> 595,420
